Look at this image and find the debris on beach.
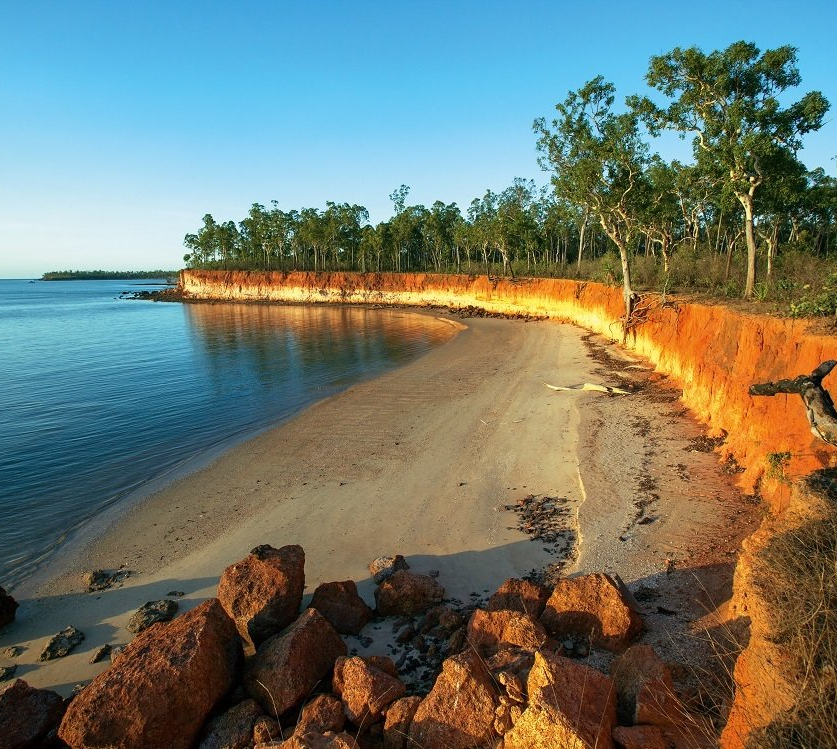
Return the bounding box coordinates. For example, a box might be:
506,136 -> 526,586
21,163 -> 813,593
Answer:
126,599 -> 179,633
543,381 -> 631,395
39,625 -> 85,661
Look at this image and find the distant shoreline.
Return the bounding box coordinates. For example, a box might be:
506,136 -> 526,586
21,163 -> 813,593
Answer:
40,270 -> 179,281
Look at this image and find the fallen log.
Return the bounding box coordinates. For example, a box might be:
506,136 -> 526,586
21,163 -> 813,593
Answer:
749,360 -> 837,447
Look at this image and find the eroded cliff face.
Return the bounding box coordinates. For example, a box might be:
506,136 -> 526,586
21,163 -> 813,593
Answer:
180,269 -> 837,744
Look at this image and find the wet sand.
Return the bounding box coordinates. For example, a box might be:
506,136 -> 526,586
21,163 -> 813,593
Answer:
0,311 -> 757,695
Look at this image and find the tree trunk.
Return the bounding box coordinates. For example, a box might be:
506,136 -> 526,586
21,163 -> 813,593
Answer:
740,193 -> 757,299
577,210 -> 588,274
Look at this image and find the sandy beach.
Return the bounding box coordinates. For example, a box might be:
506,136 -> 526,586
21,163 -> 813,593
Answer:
0,310 -> 757,695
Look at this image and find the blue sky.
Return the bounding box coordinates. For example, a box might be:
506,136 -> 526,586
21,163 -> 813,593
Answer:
1,1 -> 835,277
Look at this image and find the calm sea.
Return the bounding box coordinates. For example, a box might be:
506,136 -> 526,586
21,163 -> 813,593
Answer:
0,279 -> 453,590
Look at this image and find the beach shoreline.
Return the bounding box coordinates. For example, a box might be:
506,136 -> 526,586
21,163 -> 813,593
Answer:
0,311 -> 758,696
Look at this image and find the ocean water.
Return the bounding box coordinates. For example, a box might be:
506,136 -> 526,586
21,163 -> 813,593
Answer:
0,280 -> 453,590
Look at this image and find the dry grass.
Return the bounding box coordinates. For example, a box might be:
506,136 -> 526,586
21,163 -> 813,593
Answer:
746,471 -> 837,748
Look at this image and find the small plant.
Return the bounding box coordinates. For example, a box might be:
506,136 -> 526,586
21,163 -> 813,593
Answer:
765,451 -> 792,482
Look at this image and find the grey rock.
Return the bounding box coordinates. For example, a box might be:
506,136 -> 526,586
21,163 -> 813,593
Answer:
39,626 -> 85,661
368,555 -> 409,584
0,664 -> 17,681
84,568 -> 131,592
89,644 -> 112,663
127,599 -> 179,633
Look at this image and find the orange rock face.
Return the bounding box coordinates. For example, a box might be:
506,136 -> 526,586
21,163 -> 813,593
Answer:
540,573 -> 643,652
218,544 -> 305,647
408,650 -> 499,748
309,580 -> 372,635
504,651 -> 617,749
59,599 -> 240,749
466,608 -> 548,654
382,696 -> 422,749
293,694 -> 345,737
332,656 -> 406,726
613,724 -> 668,749
374,571 -> 444,616
0,679 -> 65,749
245,608 -> 347,718
487,577 -> 551,619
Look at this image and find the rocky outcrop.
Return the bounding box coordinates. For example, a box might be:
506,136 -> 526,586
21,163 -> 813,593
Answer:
38,625 -> 85,661
58,598 -> 240,749
219,544 -> 305,647
294,695 -> 345,736
374,571 -> 444,616
540,573 -> 643,652
466,608 -> 548,654
382,696 -> 421,749
198,698 -> 263,749
408,650 -> 498,748
0,679 -> 65,749
126,599 -> 178,633
487,577 -> 551,619
368,555 -> 409,584
245,608 -> 346,717
332,656 -> 406,726
504,651 -> 617,749
0,586 -> 19,629
309,581 -> 372,635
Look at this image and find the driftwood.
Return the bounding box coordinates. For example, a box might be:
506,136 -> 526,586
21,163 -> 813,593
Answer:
749,361 -> 837,447
544,382 -> 631,395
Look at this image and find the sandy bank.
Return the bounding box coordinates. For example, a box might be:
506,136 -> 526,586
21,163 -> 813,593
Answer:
0,311 -> 753,697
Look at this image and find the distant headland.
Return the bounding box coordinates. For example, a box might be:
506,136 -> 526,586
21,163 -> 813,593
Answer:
40,270 -> 179,281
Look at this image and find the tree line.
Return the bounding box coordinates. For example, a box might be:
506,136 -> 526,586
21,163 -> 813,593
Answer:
184,41 -> 834,319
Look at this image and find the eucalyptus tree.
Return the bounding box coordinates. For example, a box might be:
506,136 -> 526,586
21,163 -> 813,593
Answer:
535,76 -> 650,326
633,41 -> 829,298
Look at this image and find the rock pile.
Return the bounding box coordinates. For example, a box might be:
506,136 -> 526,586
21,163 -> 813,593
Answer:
3,544 -> 711,748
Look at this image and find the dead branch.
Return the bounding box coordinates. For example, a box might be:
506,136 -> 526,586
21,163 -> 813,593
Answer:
749,361 -> 837,447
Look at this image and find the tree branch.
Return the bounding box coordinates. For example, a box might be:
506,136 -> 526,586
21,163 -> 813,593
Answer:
749,361 -> 837,446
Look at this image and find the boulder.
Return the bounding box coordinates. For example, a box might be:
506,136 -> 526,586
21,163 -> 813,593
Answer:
382,696 -> 421,749
219,544 -> 305,647
83,568 -> 130,592
367,655 -> 399,678
540,573 -> 642,652
294,694 -> 345,736
368,555 -> 409,584
487,578 -> 551,619
613,724 -> 668,749
0,679 -> 65,749
332,656 -> 406,726
38,625 -> 84,661
309,581 -> 372,635
374,571 -> 444,616
253,716 -> 282,745
262,732 -> 359,749
58,598 -> 241,749
466,608 -> 548,654
408,650 -> 498,748
0,586 -> 19,629
503,651 -> 617,749
198,698 -> 264,749
246,608 -> 347,717
126,599 -> 178,633
610,644 -> 676,725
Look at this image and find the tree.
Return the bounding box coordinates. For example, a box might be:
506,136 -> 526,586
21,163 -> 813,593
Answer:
635,41 -> 829,298
535,77 -> 649,331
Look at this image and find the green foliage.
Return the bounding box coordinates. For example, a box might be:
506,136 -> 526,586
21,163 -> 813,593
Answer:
790,273 -> 837,317
41,270 -> 178,280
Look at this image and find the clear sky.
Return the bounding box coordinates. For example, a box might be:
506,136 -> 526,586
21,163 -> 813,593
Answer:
1,1 -> 835,278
